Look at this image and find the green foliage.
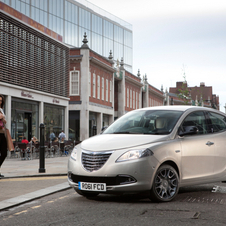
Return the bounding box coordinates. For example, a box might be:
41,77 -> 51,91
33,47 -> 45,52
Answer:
177,66 -> 190,105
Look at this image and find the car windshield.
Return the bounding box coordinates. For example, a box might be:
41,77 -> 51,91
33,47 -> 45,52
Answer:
103,110 -> 183,135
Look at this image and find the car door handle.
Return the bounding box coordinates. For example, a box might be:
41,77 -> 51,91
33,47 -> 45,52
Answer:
206,141 -> 214,146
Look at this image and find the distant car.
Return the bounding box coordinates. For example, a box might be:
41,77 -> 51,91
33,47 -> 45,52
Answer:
68,106 -> 226,202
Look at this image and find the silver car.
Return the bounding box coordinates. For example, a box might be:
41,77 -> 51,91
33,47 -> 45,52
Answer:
68,106 -> 226,202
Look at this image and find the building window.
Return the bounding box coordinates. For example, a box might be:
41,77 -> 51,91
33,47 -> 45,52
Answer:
110,81 -> 112,103
97,75 -> 100,99
127,88 -> 129,107
130,89 -> 132,108
93,73 -> 96,98
106,79 -> 108,101
133,91 -> 135,109
70,70 -> 79,95
102,77 -> 104,100
89,72 -> 91,97
136,92 -> 138,109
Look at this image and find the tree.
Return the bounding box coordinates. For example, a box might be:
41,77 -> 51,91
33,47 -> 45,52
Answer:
177,65 -> 190,105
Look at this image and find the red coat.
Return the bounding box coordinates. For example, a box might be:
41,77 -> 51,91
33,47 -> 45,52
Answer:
21,139 -> 29,144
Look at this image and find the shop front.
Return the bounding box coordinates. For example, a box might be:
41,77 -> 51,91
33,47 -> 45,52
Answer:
0,84 -> 69,143
10,97 -> 68,142
11,98 -> 39,142
44,104 -> 65,141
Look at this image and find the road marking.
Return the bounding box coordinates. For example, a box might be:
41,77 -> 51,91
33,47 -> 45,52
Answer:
31,205 -> 41,209
14,210 -> 28,215
59,196 -> 68,199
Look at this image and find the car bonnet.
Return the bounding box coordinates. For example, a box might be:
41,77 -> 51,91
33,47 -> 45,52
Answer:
81,134 -> 169,151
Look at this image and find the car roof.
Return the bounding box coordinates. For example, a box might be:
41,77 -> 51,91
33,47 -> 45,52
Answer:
137,105 -> 222,114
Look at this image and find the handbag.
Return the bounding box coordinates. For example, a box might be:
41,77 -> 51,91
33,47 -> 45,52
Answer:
5,128 -> 14,151
2,121 -> 14,151
0,109 -> 14,151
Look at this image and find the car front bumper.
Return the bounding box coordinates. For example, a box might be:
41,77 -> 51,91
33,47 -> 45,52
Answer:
67,151 -> 159,194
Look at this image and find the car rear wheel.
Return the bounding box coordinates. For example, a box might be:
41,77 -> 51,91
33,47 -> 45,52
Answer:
150,164 -> 179,202
74,188 -> 99,197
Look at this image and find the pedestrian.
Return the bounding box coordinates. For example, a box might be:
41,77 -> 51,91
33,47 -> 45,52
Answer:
50,132 -> 56,141
21,136 -> 29,160
58,130 -> 66,142
30,136 -> 38,144
22,136 -> 29,145
0,94 -> 7,178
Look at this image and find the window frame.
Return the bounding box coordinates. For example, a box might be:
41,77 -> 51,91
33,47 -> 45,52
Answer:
106,79 -> 108,102
206,111 -> 226,133
180,111 -> 210,135
70,70 -> 79,96
89,72 -> 91,97
93,73 -> 96,98
97,75 -> 100,99
102,77 -> 104,100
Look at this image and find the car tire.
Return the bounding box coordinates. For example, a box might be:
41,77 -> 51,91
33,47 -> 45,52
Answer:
150,164 -> 179,202
74,188 -> 99,197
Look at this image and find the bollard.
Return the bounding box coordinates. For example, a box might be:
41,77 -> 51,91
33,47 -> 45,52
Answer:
39,123 -> 46,173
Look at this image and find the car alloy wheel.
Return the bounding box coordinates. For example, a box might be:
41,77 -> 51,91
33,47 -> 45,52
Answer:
150,164 -> 179,202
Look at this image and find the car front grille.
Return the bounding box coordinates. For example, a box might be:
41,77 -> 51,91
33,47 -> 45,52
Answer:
70,174 -> 137,186
82,150 -> 112,172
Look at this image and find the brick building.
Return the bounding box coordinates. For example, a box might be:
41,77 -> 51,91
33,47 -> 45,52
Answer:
167,82 -> 219,110
68,35 -> 165,141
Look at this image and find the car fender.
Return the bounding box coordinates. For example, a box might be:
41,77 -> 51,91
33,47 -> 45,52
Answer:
149,139 -> 182,182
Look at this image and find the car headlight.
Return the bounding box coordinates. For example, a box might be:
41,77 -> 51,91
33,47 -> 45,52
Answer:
116,148 -> 153,162
70,146 -> 77,161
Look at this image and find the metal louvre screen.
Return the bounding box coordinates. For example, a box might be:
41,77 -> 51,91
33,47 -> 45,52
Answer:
0,11 -> 69,98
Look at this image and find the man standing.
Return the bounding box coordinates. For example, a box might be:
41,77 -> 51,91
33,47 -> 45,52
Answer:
58,130 -> 66,142
50,132 -> 56,141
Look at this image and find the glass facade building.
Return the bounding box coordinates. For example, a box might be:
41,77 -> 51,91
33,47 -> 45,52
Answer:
2,0 -> 133,72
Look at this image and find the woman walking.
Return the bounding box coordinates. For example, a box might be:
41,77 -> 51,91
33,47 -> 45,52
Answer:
0,94 -> 7,178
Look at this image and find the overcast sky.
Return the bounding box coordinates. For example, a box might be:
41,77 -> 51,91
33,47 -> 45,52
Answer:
88,0 -> 226,112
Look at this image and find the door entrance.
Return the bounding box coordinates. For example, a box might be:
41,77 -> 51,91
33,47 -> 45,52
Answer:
15,111 -> 32,142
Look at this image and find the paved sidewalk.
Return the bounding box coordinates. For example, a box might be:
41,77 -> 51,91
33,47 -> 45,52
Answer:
0,156 -> 71,211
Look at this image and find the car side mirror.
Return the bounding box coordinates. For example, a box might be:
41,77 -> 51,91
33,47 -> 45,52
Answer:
178,126 -> 199,136
101,126 -> 108,132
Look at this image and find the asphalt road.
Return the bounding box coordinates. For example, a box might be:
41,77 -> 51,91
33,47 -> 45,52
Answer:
1,182 -> 226,226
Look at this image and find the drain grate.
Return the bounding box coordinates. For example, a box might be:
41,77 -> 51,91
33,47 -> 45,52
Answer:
180,196 -> 225,204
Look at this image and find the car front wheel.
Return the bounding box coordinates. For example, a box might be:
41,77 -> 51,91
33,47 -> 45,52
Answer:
150,164 -> 179,202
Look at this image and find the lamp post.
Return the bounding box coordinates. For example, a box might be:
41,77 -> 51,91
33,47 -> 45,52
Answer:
39,123 -> 46,173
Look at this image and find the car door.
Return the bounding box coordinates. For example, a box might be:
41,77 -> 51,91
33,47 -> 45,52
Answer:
207,111 -> 226,178
179,111 -> 215,183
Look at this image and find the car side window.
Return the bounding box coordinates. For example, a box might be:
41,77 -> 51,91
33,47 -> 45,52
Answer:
207,112 -> 226,133
182,111 -> 208,135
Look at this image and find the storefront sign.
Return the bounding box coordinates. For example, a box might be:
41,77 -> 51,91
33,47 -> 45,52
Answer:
53,98 -> 60,104
21,91 -> 34,99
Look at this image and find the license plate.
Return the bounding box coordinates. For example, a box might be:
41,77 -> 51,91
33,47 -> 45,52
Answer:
78,182 -> 106,192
